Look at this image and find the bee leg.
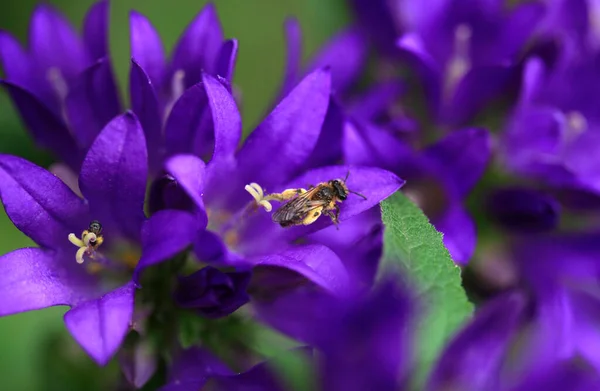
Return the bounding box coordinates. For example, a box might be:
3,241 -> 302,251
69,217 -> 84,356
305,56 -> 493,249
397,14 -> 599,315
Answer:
325,205 -> 341,230
302,206 -> 324,225
267,188 -> 307,202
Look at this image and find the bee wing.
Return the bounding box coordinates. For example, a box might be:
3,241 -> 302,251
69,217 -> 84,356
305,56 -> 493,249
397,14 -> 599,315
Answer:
272,188 -> 326,224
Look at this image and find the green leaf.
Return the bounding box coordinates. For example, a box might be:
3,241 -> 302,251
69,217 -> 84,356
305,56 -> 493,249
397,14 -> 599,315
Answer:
379,192 -> 474,386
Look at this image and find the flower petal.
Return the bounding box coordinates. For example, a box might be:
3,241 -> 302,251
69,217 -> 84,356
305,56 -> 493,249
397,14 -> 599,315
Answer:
0,81 -> 81,170
129,11 -> 166,87
134,210 -> 199,282
0,154 -> 88,249
83,0 -> 109,59
65,58 -> 121,150
397,33 -> 442,118
433,203 -> 476,265
64,282 -> 135,366
234,68 -> 331,204
130,58 -> 163,171
79,112 -> 148,241
427,292 -> 527,391
164,154 -> 207,214
348,81 -> 405,121
0,248 -> 95,316
203,72 -> 242,163
303,97 -> 345,170
445,65 -> 520,127
193,229 -> 243,265
29,3 -> 89,80
248,244 -> 351,297
307,28 -> 367,93
238,165 -> 404,250
486,187 -> 560,233
423,128 -> 491,198
350,0 -> 400,54
214,39 -> 238,82
170,3 -> 224,86
163,83 -> 211,158
280,17 -> 302,97
160,348 -> 233,391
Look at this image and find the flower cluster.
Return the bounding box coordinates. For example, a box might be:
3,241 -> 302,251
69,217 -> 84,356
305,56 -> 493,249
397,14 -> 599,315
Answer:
1,0 -> 600,389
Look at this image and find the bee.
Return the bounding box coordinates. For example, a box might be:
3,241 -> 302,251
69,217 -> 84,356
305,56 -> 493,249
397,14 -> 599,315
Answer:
85,220 -> 104,249
271,173 -> 367,228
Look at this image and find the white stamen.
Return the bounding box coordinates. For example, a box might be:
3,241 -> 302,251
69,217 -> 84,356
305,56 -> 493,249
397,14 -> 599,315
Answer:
589,1 -> 600,48
445,24 -> 472,97
83,232 -> 97,247
244,183 -> 273,212
68,233 -> 85,247
163,70 -> 186,124
76,247 -> 87,264
564,111 -> 588,144
46,67 -> 69,102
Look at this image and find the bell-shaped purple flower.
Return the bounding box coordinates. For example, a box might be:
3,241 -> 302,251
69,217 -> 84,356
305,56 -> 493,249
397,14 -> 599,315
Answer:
129,3 -> 236,171
0,0 -> 121,169
174,266 -> 250,318
0,112 -> 198,366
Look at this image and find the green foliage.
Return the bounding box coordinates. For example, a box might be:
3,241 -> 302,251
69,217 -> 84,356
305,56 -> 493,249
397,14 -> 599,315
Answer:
380,192 -> 474,386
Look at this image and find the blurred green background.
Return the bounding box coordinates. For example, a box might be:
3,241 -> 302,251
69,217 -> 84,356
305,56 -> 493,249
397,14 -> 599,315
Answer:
0,0 -> 349,388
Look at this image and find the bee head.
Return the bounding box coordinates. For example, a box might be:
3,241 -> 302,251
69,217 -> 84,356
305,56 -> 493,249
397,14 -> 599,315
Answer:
331,179 -> 349,200
88,220 -> 103,236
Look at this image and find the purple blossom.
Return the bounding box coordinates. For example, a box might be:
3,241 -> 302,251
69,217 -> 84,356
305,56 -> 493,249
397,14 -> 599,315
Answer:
0,112 -> 197,366
174,266 -> 250,318
351,0 -> 545,127
0,0 -> 121,169
129,3 -> 236,171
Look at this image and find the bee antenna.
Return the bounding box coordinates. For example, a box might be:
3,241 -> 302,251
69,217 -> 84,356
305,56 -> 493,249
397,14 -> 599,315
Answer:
349,189 -> 367,200
344,170 -> 350,182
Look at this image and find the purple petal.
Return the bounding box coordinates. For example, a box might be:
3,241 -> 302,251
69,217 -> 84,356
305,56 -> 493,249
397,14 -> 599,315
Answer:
79,112 -> 148,241
129,11 -> 166,87
427,292 -> 527,391
134,210 -> 200,282
238,165 -> 404,250
486,187 -> 560,233
29,4 -> 89,80
0,31 -> 52,105
280,17 -> 302,97
130,58 -> 163,172
159,348 -> 233,391
445,65 -> 520,127
163,83 -> 211,157
65,58 -> 121,150
348,81 -> 405,121
234,68 -> 331,203
0,248 -> 95,316
203,72 -> 242,163
433,203 -> 476,265
0,81 -> 81,170
350,0 -> 400,55
164,154 -> 207,213
64,282 -> 135,366
497,1 -> 546,62
510,361 -> 600,391
119,339 -> 157,389
171,3 -> 224,86
519,57 -> 545,105
248,244 -> 351,297
0,154 -> 88,249
83,0 -> 109,59
423,127 -> 491,198
304,97 -> 345,170
397,33 -> 442,118
194,229 -> 243,266
307,28 -> 367,93
214,39 -> 238,82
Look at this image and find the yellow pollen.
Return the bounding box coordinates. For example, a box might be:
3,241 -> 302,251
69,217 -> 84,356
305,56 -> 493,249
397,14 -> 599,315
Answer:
68,230 -> 104,265
224,230 -> 239,247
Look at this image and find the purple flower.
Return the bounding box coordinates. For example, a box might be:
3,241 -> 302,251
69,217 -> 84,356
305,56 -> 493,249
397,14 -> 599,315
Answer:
158,69 -> 404,303
174,266 -> 250,318
346,125 -> 491,264
129,3 -> 236,171
352,0 -> 545,127
501,50 -> 600,196
0,0 -> 121,169
0,112 -> 197,366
